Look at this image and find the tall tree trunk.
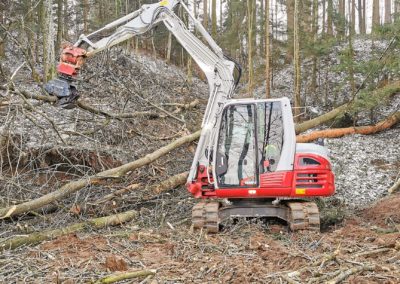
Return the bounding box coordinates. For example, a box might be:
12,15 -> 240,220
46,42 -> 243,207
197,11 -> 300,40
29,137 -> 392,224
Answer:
362,0 -> 366,33
351,0 -> 356,34
358,0 -> 364,34
63,0 -> 69,42
348,13 -> 356,96
327,0 -> 333,36
322,0 -> 326,35
395,0 -> 400,21
310,0 -> 318,94
286,0 -> 294,61
372,0 -> 380,32
41,0 -> 56,82
265,0 -> 270,98
247,0 -> 254,95
294,0 -> 301,122
337,0 -> 345,37
211,0 -> 217,37
203,0 -> 208,30
385,0 -> 392,23
56,0 -> 63,53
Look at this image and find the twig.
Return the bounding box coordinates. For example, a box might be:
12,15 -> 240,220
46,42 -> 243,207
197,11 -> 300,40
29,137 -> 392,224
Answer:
94,269 -> 156,284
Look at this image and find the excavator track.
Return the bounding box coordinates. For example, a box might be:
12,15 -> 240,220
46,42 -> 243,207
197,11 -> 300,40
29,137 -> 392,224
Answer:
287,201 -> 320,232
191,201 -> 220,233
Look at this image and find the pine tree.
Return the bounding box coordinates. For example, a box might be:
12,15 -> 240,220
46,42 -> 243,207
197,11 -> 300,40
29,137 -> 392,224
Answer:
212,0 -> 217,37
372,0 -> 380,32
247,0 -> 255,94
385,0 -> 392,24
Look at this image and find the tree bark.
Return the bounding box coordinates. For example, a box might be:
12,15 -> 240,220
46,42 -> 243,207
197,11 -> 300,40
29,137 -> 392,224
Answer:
247,0 -> 254,94
327,0 -> 333,36
211,0 -> 217,37
203,0 -> 208,30
56,0 -> 63,53
293,0 -> 301,122
0,131 -> 201,218
286,0 -> 294,61
296,111 -> 400,142
0,210 -> 138,251
372,0 -> 380,32
385,0 -> 392,24
265,0 -> 271,98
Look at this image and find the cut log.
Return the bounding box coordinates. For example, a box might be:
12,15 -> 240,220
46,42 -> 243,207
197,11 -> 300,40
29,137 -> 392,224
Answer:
388,178 -> 400,194
94,270 -> 156,284
296,111 -> 400,142
152,171 -> 188,194
0,210 -> 137,251
326,264 -> 376,284
0,130 -> 201,218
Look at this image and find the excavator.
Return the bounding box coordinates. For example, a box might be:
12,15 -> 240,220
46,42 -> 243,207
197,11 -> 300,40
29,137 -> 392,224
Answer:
44,0 -> 335,233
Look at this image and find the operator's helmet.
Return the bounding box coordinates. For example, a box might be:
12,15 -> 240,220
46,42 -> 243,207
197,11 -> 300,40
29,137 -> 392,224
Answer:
264,144 -> 278,158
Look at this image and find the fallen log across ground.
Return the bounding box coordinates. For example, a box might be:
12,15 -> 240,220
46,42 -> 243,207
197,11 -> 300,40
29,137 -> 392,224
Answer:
296,111 -> 400,143
326,264 -> 376,284
388,178 -> 400,194
295,81 -> 400,134
0,210 -> 137,251
94,270 -> 156,284
0,131 -> 200,218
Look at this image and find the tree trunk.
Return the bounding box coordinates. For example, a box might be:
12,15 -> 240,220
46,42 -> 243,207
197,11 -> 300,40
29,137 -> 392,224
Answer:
296,111 -> 400,142
372,0 -> 380,32
286,0 -> 294,61
310,0 -> 318,93
166,32 -> 172,63
358,0 -> 364,34
351,0 -> 356,34
327,0 -> 333,36
337,0 -> 345,37
293,0 -> 301,122
211,0 -> 217,37
362,0 -> 366,33
385,0 -> 392,23
203,0 -> 208,30
0,210 -> 138,251
0,130 -> 201,218
265,0 -> 270,98
247,0 -> 254,95
56,0 -> 63,53
41,0 -> 56,82
322,0 -> 326,34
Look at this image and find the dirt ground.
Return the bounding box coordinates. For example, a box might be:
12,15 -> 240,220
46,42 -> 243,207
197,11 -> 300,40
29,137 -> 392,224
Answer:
1,193 -> 398,283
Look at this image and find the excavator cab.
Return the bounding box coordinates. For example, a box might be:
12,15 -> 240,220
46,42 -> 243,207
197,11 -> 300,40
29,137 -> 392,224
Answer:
215,100 -> 287,188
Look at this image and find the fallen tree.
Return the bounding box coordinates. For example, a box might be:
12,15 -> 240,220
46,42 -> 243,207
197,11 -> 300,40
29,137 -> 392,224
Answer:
388,178 -> 400,194
295,81 -> 400,134
0,210 -> 137,251
94,270 -> 156,284
296,111 -> 400,143
0,131 -> 200,218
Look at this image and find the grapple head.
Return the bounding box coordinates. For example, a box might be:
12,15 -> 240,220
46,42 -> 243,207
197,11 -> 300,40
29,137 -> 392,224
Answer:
44,78 -> 79,109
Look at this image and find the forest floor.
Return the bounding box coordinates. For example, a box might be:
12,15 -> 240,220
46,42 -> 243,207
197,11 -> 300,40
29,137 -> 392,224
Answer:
0,44 -> 399,283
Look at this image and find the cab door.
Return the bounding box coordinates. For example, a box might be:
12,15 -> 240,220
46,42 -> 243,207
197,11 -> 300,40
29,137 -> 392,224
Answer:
215,104 -> 258,188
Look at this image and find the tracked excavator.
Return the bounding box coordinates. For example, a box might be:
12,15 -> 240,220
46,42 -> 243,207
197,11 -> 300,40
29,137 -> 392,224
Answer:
44,0 -> 335,233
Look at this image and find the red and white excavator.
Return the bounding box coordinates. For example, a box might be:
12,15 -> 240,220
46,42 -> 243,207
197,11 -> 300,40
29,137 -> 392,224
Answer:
45,0 -> 335,232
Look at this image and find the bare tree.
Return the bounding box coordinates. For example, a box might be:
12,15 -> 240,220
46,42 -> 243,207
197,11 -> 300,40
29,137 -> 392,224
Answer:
385,0 -> 392,24
372,0 -> 380,32
265,0 -> 270,98
294,0 -> 301,121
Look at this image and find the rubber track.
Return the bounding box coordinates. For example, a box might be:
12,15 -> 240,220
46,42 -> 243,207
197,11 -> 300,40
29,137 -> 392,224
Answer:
191,201 -> 220,233
287,201 -> 320,232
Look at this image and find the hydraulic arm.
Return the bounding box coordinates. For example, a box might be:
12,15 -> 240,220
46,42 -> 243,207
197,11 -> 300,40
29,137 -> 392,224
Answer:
45,0 -> 241,189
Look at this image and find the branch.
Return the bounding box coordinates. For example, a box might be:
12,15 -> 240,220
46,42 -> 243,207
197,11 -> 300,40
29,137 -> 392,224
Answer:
326,264 -> 376,284
0,210 -> 137,251
0,130 -> 200,218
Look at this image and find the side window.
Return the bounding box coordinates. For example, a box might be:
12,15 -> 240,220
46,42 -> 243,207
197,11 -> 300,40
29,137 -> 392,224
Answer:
258,102 -> 284,173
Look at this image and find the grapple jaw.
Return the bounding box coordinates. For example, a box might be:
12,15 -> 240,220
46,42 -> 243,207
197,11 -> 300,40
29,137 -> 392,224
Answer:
44,78 -> 79,109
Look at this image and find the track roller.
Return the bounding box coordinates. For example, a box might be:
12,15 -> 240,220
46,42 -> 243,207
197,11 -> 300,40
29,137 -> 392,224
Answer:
287,201 -> 320,232
191,201 -> 220,233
